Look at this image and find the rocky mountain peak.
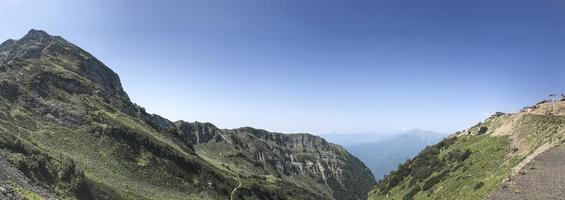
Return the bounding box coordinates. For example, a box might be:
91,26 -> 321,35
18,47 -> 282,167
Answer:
1,29 -> 65,61
0,30 -> 132,121
21,29 -> 54,43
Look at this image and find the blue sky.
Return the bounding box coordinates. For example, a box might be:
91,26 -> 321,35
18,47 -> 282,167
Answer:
1,0 -> 564,134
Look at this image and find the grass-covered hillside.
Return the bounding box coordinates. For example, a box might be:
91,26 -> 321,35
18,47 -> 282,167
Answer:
369,99 -> 565,200
175,123 -> 375,200
0,30 -> 374,200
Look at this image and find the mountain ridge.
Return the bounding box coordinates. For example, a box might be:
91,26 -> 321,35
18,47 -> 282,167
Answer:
0,29 -> 374,200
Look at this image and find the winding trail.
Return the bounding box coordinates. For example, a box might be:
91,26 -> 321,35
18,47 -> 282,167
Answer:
230,176 -> 242,200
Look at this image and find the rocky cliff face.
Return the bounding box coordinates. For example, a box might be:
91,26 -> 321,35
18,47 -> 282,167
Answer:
0,30 -> 374,200
174,122 -> 375,199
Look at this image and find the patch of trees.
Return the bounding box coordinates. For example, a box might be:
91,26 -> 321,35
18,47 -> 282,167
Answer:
376,136 -> 473,199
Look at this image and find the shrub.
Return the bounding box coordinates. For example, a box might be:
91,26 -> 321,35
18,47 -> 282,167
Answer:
478,127 -> 488,134
473,182 -> 484,190
402,186 -> 421,200
422,170 -> 449,191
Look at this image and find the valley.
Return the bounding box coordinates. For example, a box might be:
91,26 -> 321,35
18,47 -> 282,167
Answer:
1,29 -> 564,200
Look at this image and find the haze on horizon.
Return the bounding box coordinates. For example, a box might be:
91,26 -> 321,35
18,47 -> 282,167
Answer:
1,0 -> 564,135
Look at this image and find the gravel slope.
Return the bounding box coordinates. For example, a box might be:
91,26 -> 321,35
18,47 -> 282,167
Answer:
488,144 -> 565,200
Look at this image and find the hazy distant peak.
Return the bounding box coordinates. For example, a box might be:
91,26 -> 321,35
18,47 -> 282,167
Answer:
402,129 -> 445,136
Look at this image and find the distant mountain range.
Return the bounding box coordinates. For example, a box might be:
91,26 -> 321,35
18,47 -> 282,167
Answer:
321,130 -> 446,180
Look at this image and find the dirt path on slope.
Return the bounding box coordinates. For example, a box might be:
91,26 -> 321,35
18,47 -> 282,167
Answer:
230,176 -> 242,200
488,144 -> 565,200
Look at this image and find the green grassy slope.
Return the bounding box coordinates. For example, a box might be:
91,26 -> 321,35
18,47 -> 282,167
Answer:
174,122 -> 376,200
0,30 -> 374,200
369,102 -> 565,200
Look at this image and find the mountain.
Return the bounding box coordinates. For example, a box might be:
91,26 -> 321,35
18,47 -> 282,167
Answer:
0,30 -> 374,200
369,99 -> 565,200
321,133 -> 395,147
321,130 -> 445,180
351,131 -> 444,181
175,122 -> 376,200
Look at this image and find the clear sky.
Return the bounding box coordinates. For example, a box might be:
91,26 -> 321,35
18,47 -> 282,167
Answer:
1,0 -> 564,134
